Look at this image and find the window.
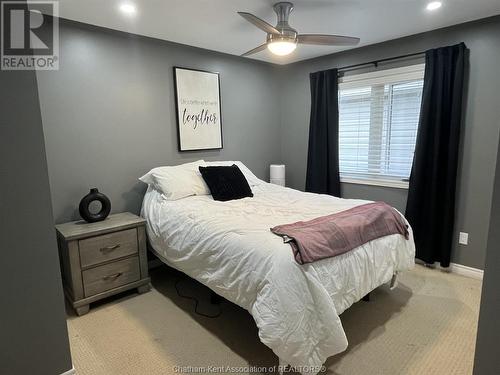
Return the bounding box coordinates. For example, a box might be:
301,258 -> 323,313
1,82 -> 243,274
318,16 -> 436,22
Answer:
338,64 -> 425,188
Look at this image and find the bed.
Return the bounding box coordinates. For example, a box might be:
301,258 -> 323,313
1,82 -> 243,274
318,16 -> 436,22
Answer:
141,176 -> 415,372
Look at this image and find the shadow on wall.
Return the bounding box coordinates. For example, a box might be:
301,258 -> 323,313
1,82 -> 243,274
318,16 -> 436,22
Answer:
55,182 -> 148,223
121,181 -> 148,215
58,204 -> 80,222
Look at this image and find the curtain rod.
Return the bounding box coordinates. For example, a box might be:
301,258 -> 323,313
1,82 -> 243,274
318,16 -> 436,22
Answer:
337,51 -> 426,73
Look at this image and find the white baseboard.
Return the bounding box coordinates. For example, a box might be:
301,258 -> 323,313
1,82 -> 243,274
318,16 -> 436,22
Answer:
416,259 -> 483,280
60,367 -> 76,375
449,263 -> 484,280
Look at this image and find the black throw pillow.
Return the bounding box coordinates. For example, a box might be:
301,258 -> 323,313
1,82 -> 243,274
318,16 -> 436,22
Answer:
199,164 -> 253,202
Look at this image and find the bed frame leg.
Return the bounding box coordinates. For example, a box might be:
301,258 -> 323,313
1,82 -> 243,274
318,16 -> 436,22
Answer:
362,292 -> 370,302
210,291 -> 223,304
390,272 -> 399,290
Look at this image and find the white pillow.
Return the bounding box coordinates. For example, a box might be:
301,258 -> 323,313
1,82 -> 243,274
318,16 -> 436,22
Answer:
201,161 -> 263,186
139,160 -> 208,200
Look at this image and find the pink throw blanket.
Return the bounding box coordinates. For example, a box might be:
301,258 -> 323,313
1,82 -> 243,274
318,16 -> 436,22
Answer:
271,202 -> 409,264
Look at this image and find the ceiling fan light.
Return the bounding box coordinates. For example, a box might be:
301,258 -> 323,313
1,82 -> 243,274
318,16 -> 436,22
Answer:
426,1 -> 442,11
267,40 -> 297,56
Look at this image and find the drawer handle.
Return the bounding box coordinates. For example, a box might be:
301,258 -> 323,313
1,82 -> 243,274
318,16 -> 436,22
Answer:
103,272 -> 123,281
100,244 -> 121,253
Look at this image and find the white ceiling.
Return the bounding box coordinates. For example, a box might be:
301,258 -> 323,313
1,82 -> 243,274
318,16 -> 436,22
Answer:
56,0 -> 500,65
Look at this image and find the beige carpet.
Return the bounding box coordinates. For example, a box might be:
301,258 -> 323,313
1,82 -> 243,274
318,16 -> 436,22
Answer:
67,265 -> 481,375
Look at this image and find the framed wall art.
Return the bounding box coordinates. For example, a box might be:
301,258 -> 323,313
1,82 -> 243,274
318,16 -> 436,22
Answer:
173,67 -> 223,151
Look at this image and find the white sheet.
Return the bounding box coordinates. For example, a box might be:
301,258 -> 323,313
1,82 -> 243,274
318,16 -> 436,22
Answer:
142,182 -> 415,372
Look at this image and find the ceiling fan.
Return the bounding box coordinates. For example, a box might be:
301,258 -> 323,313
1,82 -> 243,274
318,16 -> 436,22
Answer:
238,2 -> 360,57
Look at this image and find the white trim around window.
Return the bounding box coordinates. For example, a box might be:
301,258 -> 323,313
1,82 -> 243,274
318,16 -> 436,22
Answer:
337,63 -> 425,188
340,177 -> 409,189
339,64 -> 426,88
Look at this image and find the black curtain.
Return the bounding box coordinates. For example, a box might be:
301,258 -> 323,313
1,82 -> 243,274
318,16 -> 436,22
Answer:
305,69 -> 341,196
406,43 -> 467,267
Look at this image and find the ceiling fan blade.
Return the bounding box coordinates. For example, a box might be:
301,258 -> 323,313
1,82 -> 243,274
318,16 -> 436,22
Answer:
238,12 -> 280,35
241,43 -> 268,57
297,34 -> 360,46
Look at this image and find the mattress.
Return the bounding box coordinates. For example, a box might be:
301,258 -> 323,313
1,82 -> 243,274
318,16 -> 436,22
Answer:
141,182 -> 415,372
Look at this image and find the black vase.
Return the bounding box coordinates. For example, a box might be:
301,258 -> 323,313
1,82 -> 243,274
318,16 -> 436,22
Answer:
79,188 -> 111,223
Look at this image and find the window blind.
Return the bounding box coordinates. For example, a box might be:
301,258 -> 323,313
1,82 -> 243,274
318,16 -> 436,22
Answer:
338,64 -> 424,185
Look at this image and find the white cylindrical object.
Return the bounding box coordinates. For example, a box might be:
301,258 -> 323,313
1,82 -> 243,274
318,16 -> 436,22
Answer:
270,164 -> 286,186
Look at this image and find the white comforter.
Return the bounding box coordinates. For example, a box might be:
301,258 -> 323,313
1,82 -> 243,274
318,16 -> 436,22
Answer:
142,182 -> 415,372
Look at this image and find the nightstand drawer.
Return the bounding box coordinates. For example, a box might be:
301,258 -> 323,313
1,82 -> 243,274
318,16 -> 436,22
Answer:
82,256 -> 140,297
79,228 -> 138,268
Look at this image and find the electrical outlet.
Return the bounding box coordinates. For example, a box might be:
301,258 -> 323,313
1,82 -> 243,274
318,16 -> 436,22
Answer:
459,232 -> 469,245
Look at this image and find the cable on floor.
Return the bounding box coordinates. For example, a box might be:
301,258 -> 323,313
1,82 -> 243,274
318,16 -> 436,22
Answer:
174,278 -> 222,318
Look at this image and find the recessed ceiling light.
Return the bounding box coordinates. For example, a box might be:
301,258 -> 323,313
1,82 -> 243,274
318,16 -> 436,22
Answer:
426,1 -> 442,11
119,3 -> 136,15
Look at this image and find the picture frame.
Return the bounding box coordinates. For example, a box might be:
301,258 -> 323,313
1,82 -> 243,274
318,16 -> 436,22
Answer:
173,67 -> 223,151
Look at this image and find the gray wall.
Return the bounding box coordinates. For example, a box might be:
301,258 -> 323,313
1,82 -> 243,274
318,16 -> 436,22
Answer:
0,63 -> 72,373
37,17 -> 500,269
473,137 -> 500,374
278,16 -> 500,269
37,20 -> 282,223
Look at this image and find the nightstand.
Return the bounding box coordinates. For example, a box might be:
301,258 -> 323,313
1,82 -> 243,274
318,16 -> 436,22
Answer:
56,212 -> 151,316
